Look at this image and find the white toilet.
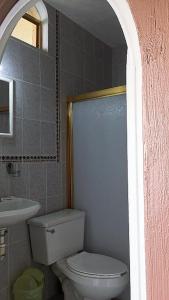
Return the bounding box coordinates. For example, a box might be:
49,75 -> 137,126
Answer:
28,209 -> 129,300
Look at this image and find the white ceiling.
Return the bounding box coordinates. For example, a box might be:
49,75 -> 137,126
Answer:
46,0 -> 126,48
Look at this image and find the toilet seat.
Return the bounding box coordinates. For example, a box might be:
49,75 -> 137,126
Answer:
66,251 -> 128,279
54,256 -> 129,300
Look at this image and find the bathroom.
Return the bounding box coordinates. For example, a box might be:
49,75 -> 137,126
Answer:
0,0 -> 128,300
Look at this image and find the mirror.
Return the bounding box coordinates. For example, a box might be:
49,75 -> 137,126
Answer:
0,77 -> 13,137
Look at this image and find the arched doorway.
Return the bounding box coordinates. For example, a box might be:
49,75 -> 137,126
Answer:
0,1 -> 146,299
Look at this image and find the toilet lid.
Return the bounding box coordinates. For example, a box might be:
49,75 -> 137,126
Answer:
67,252 -> 128,278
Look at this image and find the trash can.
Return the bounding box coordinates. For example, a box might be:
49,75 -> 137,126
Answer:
13,268 -> 44,300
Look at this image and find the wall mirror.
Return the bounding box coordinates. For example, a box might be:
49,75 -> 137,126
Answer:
0,77 -> 13,137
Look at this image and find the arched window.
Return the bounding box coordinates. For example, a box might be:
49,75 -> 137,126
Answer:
11,6 -> 41,48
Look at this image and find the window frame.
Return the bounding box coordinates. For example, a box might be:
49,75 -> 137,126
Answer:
19,12 -> 41,48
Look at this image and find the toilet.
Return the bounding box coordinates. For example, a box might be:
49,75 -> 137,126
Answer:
28,209 -> 128,300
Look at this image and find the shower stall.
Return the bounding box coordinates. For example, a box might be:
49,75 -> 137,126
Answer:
67,85 -> 130,300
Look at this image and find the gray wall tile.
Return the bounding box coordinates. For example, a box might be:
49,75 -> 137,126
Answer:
22,45 -> 40,84
48,25 -> 56,58
60,40 -> 74,74
23,83 -> 40,121
23,119 -> 41,156
28,163 -> 46,200
83,31 -> 95,55
0,38 -> 23,80
95,59 -> 104,89
112,45 -> 127,87
60,14 -> 74,44
94,38 -> 104,60
72,48 -> 84,78
0,163 -> 9,197
60,14 -> 84,51
61,41 -> 84,79
46,195 -> 62,214
73,24 -> 85,51
60,71 -> 75,100
40,54 -> 55,89
46,162 -> 59,197
41,87 -> 56,122
14,81 -> 23,118
104,45 -> 113,88
83,80 -> 95,93
83,53 -> 96,83
2,118 -> 23,156
41,122 -> 56,156
9,163 -> 29,198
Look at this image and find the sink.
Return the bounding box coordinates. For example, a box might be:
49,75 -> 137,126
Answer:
0,196 -> 41,227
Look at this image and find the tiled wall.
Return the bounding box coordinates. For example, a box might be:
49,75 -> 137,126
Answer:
59,14 -> 113,202
112,44 -> 127,87
60,13 -> 113,98
0,3 -> 63,300
0,2 -> 126,299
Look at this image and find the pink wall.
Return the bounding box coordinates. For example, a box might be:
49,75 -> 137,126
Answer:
1,0 -> 169,299
128,0 -> 169,299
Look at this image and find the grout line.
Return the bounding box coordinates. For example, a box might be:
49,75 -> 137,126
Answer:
10,36 -> 56,60
45,161 -> 48,213
0,156 -> 57,163
56,11 -> 61,163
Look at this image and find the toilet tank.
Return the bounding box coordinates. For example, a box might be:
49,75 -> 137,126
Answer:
28,209 -> 85,265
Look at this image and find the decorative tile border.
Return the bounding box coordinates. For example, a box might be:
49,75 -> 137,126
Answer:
56,11 -> 61,163
0,156 -> 57,162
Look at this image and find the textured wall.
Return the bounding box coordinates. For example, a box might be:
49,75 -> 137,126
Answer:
127,1 -> 169,299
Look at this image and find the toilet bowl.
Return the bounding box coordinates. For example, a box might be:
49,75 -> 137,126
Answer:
28,209 -> 129,300
53,251 -> 128,300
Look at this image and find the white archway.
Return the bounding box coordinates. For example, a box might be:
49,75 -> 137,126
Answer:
107,2 -> 146,300
0,1 -> 146,300
0,0 -> 48,59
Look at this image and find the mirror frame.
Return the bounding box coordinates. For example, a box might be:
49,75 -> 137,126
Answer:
0,76 -> 14,137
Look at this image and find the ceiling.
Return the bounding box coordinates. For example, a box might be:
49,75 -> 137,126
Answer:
46,0 -> 126,48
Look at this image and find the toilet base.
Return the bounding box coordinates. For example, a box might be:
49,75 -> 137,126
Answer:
60,275 -> 111,300
52,261 -> 125,300
62,278 -> 83,300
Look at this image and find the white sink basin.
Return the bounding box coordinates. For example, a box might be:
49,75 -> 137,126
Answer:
0,196 -> 41,227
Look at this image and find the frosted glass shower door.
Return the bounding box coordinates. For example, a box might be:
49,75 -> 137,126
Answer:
72,93 -> 129,261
